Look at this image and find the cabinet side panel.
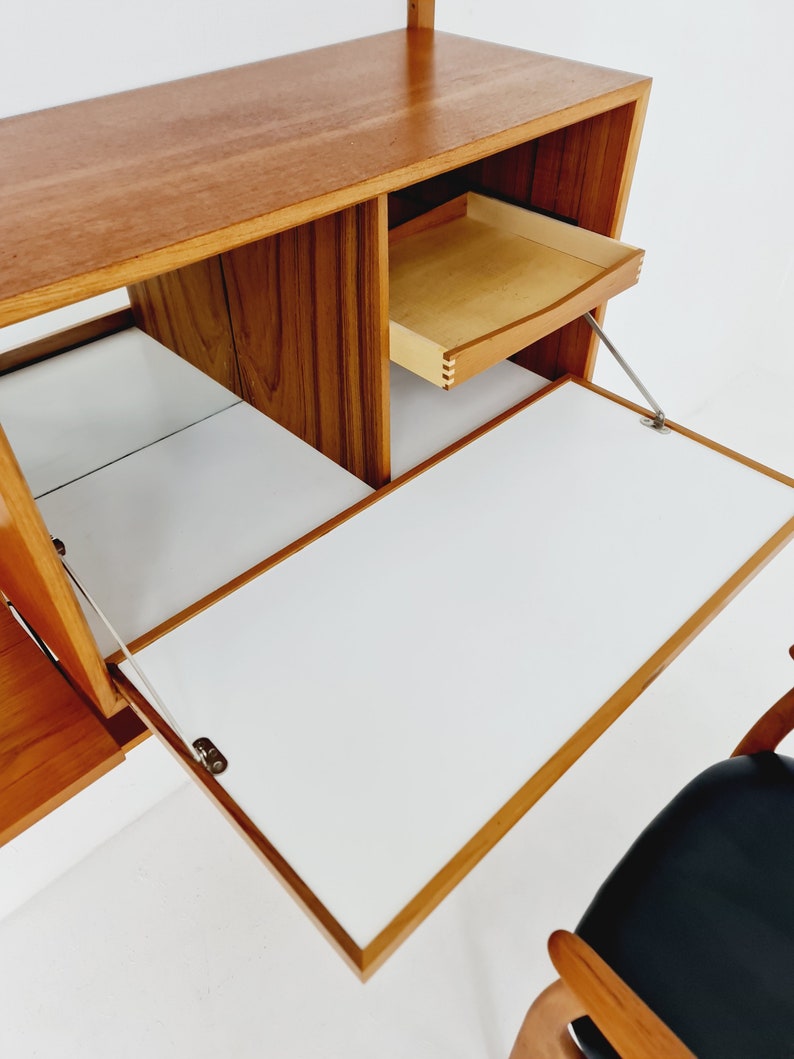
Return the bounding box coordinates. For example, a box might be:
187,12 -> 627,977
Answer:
222,200 -> 390,487
127,259 -> 242,395
0,425 -> 119,716
0,602 -> 123,844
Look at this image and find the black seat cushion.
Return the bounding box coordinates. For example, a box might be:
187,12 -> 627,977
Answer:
571,752 -> 794,1059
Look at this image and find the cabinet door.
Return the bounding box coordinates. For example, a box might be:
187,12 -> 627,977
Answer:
0,424 -> 119,716
114,380 -> 794,976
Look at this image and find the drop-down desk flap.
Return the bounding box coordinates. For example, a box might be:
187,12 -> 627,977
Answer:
116,378 -> 794,977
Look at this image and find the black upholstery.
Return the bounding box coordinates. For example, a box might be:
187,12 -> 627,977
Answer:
571,752 -> 794,1059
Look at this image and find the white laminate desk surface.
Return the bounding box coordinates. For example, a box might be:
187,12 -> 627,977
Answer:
0,327 -> 239,497
121,381 -> 794,954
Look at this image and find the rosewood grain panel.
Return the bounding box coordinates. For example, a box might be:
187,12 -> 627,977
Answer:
128,259 -> 242,394
221,199 -> 390,486
476,139 -> 538,205
0,425 -> 120,716
0,601 -> 123,844
0,32 -> 649,326
528,126 -> 570,217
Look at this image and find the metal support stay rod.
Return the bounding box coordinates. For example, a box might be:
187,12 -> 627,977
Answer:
584,312 -> 669,433
59,552 -> 204,766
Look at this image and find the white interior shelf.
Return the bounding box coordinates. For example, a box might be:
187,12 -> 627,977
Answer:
1,328 -> 551,654
0,330 -> 372,654
0,328 -> 238,498
389,359 -> 547,477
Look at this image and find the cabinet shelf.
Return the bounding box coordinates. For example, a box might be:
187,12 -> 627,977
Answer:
389,193 -> 644,388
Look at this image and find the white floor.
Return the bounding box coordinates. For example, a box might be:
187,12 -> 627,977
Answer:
1,366 -> 793,1058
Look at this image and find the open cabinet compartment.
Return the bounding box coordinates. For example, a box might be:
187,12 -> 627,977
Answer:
389,192 -> 644,388
0,328 -> 374,656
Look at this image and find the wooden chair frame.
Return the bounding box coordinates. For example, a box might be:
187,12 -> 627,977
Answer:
510,649 -> 794,1059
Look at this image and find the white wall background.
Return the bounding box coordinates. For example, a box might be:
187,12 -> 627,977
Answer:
2,0 -> 793,440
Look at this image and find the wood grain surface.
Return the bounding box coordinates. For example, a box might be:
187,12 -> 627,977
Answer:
222,199 -> 390,486
387,91 -> 650,382
475,99 -> 648,380
389,192 -> 642,387
128,260 -> 242,394
0,425 -> 120,715
0,32 -> 649,326
0,601 -> 123,844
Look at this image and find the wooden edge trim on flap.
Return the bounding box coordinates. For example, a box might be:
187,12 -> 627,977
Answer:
578,377 -> 794,487
112,667 -> 369,979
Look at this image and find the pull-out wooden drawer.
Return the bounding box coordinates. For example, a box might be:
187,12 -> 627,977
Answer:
112,379 -> 794,977
389,193 -> 643,388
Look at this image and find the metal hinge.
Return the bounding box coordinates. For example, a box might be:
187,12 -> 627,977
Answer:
192,738 -> 229,775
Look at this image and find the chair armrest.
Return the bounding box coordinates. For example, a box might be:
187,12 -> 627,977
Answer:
509,978 -> 586,1059
732,684 -> 794,756
548,930 -> 695,1059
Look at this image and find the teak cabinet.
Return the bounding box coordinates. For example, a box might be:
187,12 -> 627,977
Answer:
2,8 -> 793,977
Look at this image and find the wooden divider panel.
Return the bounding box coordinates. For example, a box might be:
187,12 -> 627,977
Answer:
0,602 -> 123,843
130,199 -> 390,488
222,198 -> 389,487
0,425 -> 119,716
129,259 -> 242,395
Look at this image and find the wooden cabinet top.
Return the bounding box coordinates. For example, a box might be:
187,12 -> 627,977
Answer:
0,29 -> 649,327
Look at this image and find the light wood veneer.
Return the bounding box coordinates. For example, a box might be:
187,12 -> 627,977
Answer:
389,192 -> 643,387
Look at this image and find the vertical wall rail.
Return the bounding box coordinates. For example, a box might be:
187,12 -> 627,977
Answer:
408,1 -> 435,29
